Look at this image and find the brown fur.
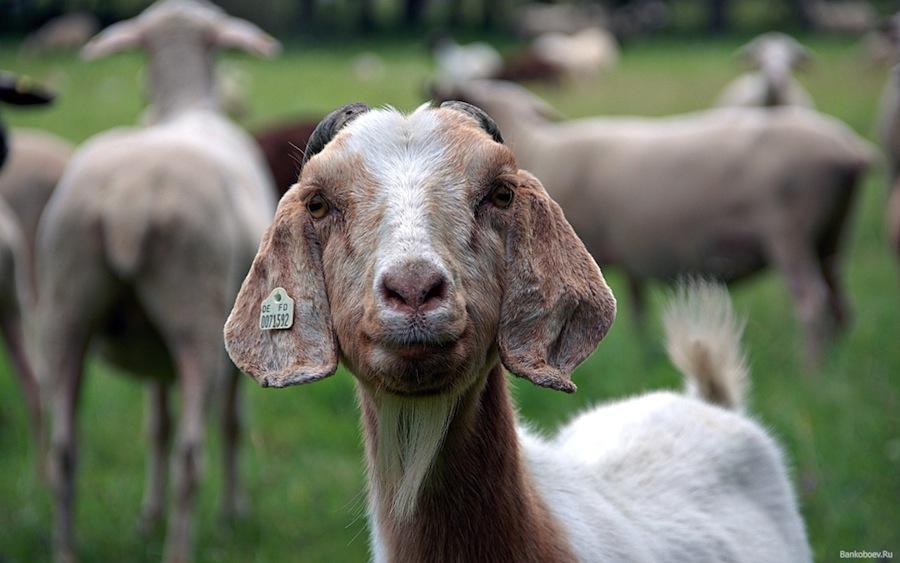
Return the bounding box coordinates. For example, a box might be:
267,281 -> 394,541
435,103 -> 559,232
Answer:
225,104 -> 617,559
361,366 -> 577,563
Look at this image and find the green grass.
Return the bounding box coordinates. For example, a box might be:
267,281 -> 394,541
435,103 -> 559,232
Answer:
0,35 -> 898,562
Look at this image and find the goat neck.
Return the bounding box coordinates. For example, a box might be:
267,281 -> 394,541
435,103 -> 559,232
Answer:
358,364 -> 576,563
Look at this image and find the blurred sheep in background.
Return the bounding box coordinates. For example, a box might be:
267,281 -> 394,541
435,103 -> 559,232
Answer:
717,32 -> 815,108
0,73 -> 58,478
32,1 -> 279,561
514,2 -> 608,37
878,56 -> 900,261
20,12 -> 100,55
0,129 -> 74,274
879,64 -> 900,182
431,36 -> 503,84
803,0 -> 878,35
861,12 -> 900,67
530,28 -> 619,82
437,79 -> 876,364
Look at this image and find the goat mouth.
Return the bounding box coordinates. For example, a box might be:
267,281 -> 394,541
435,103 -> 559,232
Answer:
378,338 -> 458,360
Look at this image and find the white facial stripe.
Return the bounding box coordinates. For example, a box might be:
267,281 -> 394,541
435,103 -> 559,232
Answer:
341,107 -> 468,280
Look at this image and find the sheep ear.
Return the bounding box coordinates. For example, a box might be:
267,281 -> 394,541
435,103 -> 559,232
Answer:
735,38 -> 762,69
0,73 -> 55,105
224,185 -> 337,388
81,20 -> 144,60
498,170 -> 616,393
790,42 -> 815,70
213,17 -> 281,58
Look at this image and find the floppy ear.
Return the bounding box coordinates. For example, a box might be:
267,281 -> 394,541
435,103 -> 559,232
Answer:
213,17 -> 281,58
498,170 -> 616,393
224,185 -> 337,388
81,19 -> 144,60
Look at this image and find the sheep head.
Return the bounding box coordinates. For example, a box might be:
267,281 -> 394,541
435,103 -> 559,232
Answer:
225,101 -> 616,397
81,0 -> 280,61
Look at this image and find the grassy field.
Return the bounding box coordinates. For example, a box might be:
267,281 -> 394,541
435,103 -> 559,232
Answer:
0,34 -> 898,562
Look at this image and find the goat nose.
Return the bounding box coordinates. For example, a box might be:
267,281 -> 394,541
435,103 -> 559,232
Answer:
380,261 -> 449,314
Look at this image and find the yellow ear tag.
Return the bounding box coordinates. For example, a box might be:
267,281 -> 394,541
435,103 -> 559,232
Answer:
260,288 -> 294,331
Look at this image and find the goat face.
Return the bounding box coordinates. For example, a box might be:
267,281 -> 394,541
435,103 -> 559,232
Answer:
225,102 -> 616,397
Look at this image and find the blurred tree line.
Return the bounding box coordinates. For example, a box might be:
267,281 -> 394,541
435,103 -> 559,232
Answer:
0,0 -> 897,36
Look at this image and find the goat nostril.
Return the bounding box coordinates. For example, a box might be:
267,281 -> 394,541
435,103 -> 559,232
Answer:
420,276 -> 447,312
380,264 -> 449,314
382,284 -> 410,312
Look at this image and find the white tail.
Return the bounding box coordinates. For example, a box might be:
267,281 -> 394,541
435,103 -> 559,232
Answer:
663,280 -> 749,411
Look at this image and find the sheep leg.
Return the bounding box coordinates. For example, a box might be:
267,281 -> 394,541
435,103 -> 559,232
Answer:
220,366 -> 246,521
767,238 -> 835,368
138,381 -> 172,535
0,313 -> 45,479
46,341 -> 87,563
819,253 -> 851,330
163,347 -> 210,563
626,274 -> 648,334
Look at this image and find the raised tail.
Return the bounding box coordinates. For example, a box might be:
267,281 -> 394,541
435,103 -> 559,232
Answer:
662,280 -> 749,411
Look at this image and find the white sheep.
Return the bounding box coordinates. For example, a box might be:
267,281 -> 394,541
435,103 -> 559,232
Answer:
880,65 -> 900,181
515,2 -> 609,37
878,63 -> 900,260
0,129 -> 74,282
804,0 -> 877,35
438,79 -> 875,364
21,12 -> 100,55
223,102 -> 811,562
33,2 -> 279,561
0,129 -> 71,478
0,77 -> 59,477
717,32 -> 815,109
432,36 -> 503,84
531,27 -> 619,81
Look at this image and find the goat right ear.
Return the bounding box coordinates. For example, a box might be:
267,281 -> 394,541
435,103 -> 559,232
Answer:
82,20 -> 144,60
498,171 -> 616,393
224,185 -> 337,388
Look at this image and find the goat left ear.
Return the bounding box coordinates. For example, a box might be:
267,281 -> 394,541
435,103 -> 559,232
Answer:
224,185 -> 337,388
213,17 -> 281,58
498,171 -> 616,393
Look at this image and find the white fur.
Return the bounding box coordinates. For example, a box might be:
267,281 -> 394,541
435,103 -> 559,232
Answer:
663,281 -> 748,410
433,39 -> 503,84
371,393 -> 458,521
515,282 -> 809,562
341,106 -> 469,328
520,391 -> 810,563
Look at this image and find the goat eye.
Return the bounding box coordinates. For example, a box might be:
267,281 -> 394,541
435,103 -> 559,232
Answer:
307,194 -> 330,219
489,184 -> 514,209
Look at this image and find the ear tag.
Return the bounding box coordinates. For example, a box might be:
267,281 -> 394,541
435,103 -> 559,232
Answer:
260,288 -> 294,331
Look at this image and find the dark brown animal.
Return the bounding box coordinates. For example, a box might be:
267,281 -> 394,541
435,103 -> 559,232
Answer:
253,117 -> 319,196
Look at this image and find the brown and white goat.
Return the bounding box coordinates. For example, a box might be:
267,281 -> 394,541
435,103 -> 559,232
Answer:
225,102 -> 810,562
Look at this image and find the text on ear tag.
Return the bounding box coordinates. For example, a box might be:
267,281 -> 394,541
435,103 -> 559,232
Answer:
260,288 -> 294,330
